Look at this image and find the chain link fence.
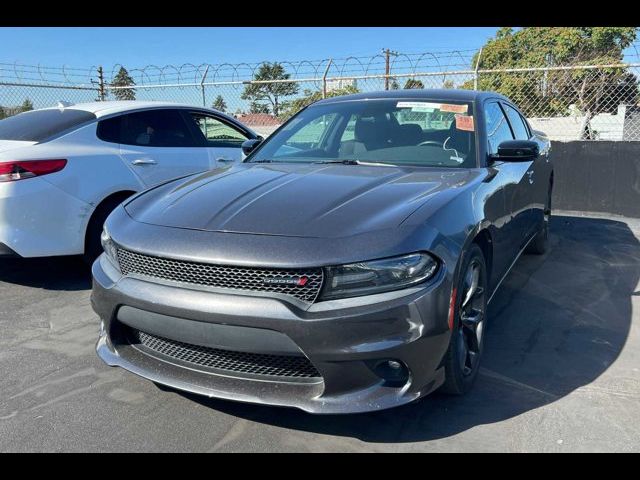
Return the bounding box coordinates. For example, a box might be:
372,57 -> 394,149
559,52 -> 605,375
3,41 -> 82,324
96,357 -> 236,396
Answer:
3,46 -> 640,141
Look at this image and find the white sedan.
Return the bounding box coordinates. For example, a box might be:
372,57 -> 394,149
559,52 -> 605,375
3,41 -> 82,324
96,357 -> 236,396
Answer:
0,101 -> 258,260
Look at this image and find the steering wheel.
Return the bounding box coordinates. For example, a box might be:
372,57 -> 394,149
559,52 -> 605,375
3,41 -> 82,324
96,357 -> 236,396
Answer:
418,140 -> 444,147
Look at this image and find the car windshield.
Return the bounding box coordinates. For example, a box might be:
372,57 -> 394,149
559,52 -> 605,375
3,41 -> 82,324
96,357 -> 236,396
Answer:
247,98 -> 477,168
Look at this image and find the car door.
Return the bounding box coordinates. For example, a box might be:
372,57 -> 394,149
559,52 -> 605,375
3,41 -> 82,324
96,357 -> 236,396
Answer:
483,101 -> 533,259
501,102 -> 542,239
106,109 -> 211,188
183,110 -> 251,168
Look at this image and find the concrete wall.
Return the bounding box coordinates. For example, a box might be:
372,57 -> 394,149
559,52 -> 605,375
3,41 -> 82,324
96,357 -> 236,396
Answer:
552,141 -> 640,218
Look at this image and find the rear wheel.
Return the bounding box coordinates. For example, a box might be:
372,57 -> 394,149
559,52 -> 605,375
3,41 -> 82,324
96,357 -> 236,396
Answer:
525,183 -> 552,255
440,244 -> 487,395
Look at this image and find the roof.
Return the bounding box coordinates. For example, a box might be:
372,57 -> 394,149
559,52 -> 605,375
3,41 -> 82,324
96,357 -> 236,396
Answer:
38,100 -> 205,118
314,88 -> 509,105
236,113 -> 282,126
28,100 -> 258,138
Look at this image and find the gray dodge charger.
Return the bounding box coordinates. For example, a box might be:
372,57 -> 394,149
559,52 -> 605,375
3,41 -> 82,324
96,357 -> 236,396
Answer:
91,89 -> 553,413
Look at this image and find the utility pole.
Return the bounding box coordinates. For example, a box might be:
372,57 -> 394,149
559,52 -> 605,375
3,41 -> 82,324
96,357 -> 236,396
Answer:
382,48 -> 399,90
97,66 -> 106,101
200,65 -> 210,107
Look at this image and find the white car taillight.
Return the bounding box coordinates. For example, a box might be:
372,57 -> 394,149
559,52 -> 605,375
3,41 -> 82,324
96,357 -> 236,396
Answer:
0,159 -> 67,182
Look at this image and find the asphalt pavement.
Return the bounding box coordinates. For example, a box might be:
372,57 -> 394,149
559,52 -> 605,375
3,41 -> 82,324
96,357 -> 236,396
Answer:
1,212 -> 639,452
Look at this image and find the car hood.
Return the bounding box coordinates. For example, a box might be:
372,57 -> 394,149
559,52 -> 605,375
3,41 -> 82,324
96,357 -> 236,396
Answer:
125,163 -> 479,239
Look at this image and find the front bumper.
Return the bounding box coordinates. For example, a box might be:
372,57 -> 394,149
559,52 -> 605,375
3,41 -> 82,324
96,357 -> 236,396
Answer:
92,254 -> 452,414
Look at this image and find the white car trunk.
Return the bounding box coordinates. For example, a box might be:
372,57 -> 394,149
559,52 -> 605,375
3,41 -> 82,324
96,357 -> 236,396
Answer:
0,140 -> 38,155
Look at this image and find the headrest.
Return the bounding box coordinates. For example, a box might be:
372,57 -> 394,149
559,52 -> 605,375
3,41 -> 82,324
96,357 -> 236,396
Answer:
354,115 -> 388,145
398,123 -> 423,143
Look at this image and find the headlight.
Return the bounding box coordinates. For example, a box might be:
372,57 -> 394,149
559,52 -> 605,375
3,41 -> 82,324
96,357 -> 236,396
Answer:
321,252 -> 438,300
100,227 -> 120,270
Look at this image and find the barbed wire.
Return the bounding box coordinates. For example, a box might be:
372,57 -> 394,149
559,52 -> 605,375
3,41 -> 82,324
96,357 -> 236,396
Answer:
0,48 -> 481,87
3,44 -> 640,142
3,42 -> 640,87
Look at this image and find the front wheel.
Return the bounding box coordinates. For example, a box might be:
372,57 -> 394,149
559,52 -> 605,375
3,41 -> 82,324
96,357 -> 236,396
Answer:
440,244 -> 488,395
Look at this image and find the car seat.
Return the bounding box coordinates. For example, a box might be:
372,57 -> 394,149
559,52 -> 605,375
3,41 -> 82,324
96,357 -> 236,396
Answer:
340,114 -> 392,156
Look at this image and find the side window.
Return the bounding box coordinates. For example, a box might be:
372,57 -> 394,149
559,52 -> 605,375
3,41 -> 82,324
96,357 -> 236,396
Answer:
503,104 -> 530,140
188,112 -> 249,147
340,115 -> 357,142
97,110 -> 197,147
275,113 -> 337,155
484,102 -> 514,154
96,115 -> 122,143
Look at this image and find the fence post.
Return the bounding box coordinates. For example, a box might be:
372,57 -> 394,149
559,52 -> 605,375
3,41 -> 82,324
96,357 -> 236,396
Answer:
97,66 -> 106,101
473,47 -> 483,91
322,58 -> 333,99
200,65 -> 210,107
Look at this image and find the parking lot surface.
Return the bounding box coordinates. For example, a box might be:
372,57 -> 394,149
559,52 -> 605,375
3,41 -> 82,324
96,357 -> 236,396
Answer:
1,212 -> 639,452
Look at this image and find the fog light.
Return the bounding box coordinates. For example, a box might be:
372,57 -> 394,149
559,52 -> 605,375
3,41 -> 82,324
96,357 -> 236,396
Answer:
372,359 -> 409,386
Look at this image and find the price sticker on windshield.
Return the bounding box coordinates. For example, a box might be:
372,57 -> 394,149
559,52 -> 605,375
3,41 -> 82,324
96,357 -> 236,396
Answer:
440,103 -> 468,114
455,114 -> 475,131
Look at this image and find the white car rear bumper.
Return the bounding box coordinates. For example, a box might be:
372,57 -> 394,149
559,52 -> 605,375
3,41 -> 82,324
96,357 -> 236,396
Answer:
0,178 -> 91,257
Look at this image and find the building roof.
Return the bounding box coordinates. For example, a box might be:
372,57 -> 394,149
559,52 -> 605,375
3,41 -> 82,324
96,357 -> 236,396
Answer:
236,113 -> 282,126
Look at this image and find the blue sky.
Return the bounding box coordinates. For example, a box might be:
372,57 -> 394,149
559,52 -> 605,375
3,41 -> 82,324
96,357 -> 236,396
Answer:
0,27 -> 500,68
2,27 -> 638,112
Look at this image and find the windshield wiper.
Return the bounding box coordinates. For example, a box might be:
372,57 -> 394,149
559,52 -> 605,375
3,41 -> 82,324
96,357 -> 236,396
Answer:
312,159 -> 398,167
250,159 -> 275,163
312,159 -> 360,165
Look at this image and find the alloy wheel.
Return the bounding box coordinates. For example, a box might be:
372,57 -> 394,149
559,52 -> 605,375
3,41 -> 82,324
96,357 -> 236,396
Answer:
456,259 -> 486,376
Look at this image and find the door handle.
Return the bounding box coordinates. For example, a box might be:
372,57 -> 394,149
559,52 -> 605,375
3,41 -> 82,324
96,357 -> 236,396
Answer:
132,158 -> 157,166
217,158 -> 234,163
526,170 -> 534,184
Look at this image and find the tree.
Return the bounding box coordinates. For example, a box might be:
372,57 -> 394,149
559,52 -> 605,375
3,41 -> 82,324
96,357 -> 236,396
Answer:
241,63 -> 299,116
443,79 -> 455,89
467,27 -> 638,139
404,78 -> 424,89
212,95 -> 227,113
249,102 -> 270,114
279,85 -> 359,120
111,66 -> 136,101
0,106 -> 6,120
389,78 -> 400,90
20,99 -> 34,112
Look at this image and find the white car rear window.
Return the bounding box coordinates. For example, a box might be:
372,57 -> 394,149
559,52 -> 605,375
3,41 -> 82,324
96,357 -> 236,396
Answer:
0,109 -> 96,142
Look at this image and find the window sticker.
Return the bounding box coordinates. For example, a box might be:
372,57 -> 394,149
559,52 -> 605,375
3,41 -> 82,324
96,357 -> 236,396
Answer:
455,114 -> 475,131
396,101 -> 441,112
440,104 -> 468,114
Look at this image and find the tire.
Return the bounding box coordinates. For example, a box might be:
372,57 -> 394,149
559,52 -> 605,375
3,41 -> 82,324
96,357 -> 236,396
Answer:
440,243 -> 488,395
525,217 -> 549,255
83,195 -> 130,265
525,183 -> 552,255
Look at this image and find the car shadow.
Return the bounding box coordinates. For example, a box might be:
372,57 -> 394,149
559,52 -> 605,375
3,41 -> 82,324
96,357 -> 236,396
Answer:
0,255 -> 91,291
176,214 -> 639,442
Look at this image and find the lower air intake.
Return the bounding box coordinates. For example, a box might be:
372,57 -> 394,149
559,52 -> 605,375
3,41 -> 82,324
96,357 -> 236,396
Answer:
127,327 -> 321,380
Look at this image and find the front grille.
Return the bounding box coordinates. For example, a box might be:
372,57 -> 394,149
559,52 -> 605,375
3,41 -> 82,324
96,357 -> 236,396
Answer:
127,327 -> 321,379
116,248 -> 324,303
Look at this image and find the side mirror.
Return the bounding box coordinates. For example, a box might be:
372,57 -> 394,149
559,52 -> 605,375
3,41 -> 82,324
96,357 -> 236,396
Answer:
242,138 -> 263,156
492,140 -> 539,162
